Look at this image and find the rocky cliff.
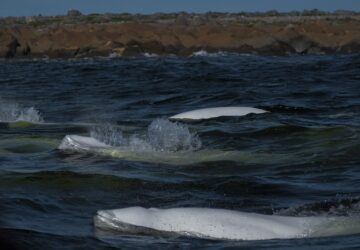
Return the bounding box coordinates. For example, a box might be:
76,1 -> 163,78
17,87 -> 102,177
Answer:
1,19 -> 360,58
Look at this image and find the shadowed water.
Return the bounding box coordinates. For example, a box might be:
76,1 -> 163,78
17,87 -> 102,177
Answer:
0,54 -> 360,249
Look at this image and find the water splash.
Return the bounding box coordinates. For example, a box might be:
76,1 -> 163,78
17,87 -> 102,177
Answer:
90,118 -> 201,153
90,123 -> 125,147
147,118 -> 201,152
0,101 -> 43,123
191,50 -> 253,57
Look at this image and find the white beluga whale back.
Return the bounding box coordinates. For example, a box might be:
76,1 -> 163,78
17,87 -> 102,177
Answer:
94,207 -> 360,241
59,134 -> 111,151
170,107 -> 268,120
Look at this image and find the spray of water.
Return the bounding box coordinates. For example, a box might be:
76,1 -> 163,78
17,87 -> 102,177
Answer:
90,123 -> 125,147
147,118 -> 201,152
90,118 -> 202,153
0,101 -> 43,123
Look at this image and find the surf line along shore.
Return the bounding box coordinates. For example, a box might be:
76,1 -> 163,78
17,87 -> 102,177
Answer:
1,12 -> 360,58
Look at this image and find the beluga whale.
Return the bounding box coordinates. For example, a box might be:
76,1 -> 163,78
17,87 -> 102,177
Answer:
170,107 -> 268,120
94,207 -> 360,241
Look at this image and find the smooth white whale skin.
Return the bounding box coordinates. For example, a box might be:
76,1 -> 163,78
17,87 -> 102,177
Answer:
94,207 -> 359,241
170,107 -> 268,120
58,135 -> 111,151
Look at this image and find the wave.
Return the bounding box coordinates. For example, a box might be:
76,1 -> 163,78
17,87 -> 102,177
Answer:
94,206 -> 360,241
0,228 -> 110,250
0,100 -> 43,123
0,136 -> 59,155
0,171 -> 145,189
191,50 -> 229,57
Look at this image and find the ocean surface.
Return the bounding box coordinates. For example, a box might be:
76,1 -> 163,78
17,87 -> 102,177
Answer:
0,54 -> 359,249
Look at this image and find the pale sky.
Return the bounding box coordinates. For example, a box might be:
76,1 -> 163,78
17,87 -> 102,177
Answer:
1,0 -> 359,17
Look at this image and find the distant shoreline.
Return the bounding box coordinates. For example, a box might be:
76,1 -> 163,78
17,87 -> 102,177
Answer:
1,11 -> 360,58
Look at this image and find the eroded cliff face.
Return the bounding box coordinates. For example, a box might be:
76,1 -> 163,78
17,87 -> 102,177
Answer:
1,20 -> 360,58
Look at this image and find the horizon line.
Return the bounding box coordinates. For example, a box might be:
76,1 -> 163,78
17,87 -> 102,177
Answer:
1,8 -> 358,18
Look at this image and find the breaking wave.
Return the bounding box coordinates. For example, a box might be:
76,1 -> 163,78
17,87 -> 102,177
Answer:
0,100 -> 43,123
90,118 -> 201,153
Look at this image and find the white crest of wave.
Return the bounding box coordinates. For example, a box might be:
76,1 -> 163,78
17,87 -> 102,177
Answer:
109,52 -> 121,58
191,50 -> 228,57
94,206 -> 360,241
143,52 -> 158,58
89,118 -> 201,153
0,101 -> 43,123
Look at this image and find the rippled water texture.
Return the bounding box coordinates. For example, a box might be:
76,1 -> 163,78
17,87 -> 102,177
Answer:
0,54 -> 360,249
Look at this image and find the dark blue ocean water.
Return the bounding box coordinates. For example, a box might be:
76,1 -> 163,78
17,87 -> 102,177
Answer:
0,54 -> 359,249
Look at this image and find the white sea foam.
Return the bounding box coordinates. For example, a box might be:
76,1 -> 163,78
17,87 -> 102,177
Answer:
0,100 -> 43,123
94,206 -> 360,240
191,50 -> 222,57
191,50 -> 256,57
191,50 -> 233,57
143,53 -> 158,58
109,52 -> 121,58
